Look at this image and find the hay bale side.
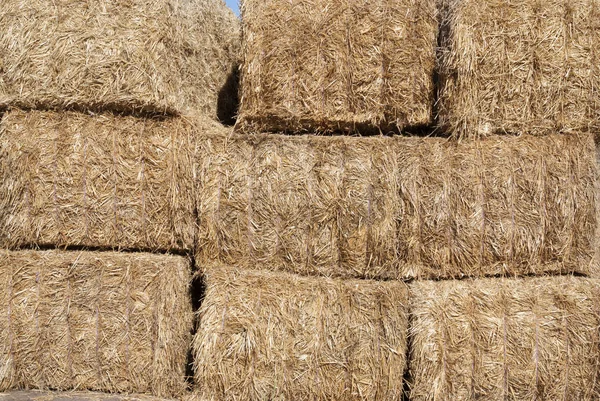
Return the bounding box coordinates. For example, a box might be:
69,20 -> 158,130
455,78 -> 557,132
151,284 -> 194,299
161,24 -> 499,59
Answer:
0,390 -> 174,401
0,250 -> 192,398
238,0 -> 437,133
0,109 -> 227,251
0,0 -> 240,117
196,134 -> 401,279
409,276 -> 600,400
196,132 -> 597,280
192,265 -> 409,401
438,0 -> 600,138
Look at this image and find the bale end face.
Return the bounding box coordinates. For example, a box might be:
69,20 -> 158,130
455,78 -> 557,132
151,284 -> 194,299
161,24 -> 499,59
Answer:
238,0 -> 437,134
193,266 -> 409,401
0,249 -> 193,398
409,276 -> 600,400
438,0 -> 600,138
0,0 -> 240,117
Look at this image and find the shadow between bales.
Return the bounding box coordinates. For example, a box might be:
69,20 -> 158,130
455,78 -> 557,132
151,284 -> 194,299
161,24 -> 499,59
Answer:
217,65 -> 240,126
186,261 -> 206,387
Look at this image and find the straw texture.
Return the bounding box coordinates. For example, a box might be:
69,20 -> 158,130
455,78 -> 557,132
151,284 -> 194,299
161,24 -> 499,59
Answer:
191,265 -> 409,401
196,132 -> 597,280
0,110 -> 227,251
409,276 -> 600,400
0,391 -> 175,401
238,0 -> 437,133
438,0 -> 600,137
0,0 -> 240,117
0,250 -> 192,398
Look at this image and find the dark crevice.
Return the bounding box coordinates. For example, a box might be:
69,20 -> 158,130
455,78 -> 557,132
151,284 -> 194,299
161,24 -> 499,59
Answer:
186,259 -> 206,388
1,103 -> 178,120
237,118 -> 447,138
217,65 -> 241,126
10,242 -> 191,257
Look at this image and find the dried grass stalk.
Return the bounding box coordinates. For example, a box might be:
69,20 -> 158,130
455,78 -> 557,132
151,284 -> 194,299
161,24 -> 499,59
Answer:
0,0 -> 240,117
0,109 -> 227,251
196,132 -> 597,280
191,265 -> 409,401
409,276 -> 600,400
238,0 -> 437,133
438,0 -> 600,138
0,390 -> 176,401
0,249 -> 192,398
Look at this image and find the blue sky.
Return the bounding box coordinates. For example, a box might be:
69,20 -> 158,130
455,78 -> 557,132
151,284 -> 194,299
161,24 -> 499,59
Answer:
225,0 -> 240,16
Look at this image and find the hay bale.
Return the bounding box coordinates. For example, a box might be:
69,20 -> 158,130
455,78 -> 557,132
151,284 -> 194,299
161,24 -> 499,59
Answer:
0,390 -> 175,401
196,133 -> 401,279
0,109 -> 227,251
0,249 -> 192,398
196,132 -> 597,280
409,276 -> 600,400
191,265 -> 409,401
238,0 -> 437,133
438,0 -> 600,137
0,0 -> 240,117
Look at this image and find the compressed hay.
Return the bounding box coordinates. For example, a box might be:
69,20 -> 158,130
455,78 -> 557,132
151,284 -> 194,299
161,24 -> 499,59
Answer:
196,131 -> 597,280
196,134 -> 401,279
409,276 -> 600,400
0,390 -> 175,401
0,109 -> 228,251
0,0 -> 240,117
0,249 -> 192,398
192,265 -> 409,401
398,133 -> 598,279
238,0 -> 437,133
438,0 -> 600,137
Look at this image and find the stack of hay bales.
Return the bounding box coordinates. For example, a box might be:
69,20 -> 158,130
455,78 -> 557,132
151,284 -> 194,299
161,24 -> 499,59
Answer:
0,0 -> 239,399
405,0 -> 600,399
190,0 -> 437,399
189,0 -> 600,400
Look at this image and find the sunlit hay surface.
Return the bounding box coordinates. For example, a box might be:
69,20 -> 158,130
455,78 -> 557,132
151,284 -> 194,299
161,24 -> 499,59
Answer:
0,0 -> 240,118
409,275 -> 600,400
238,0 -> 437,134
191,265 -> 409,401
438,0 -> 600,138
0,249 -> 192,398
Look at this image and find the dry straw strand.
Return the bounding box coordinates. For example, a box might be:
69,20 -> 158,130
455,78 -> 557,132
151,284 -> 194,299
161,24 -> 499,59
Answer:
0,390 -> 178,401
238,0 -> 437,134
409,276 -> 600,401
0,0 -> 240,118
191,265 -> 409,401
438,0 -> 600,137
196,131 -> 597,280
0,249 -> 192,398
0,109 -> 231,252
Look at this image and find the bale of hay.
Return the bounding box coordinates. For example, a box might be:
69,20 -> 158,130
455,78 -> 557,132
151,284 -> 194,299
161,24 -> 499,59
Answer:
0,0 -> 240,118
0,249 -> 192,398
191,265 -> 409,401
0,109 -> 227,252
196,133 -> 401,279
409,276 -> 600,400
238,0 -> 437,134
438,0 -> 600,138
196,131 -> 597,280
0,390 -> 175,401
